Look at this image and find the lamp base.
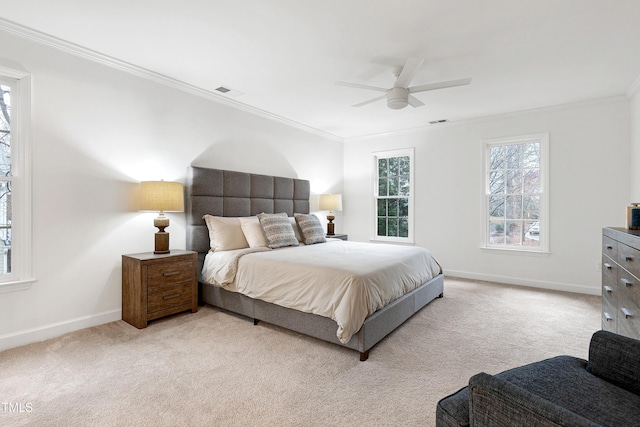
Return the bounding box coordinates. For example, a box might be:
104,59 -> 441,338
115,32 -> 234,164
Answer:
326,214 -> 335,236
154,231 -> 170,254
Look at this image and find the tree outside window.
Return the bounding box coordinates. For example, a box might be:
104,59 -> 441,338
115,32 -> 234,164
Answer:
372,148 -> 414,243
484,134 -> 549,252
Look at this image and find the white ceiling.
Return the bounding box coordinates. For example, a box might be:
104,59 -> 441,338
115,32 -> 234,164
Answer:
1,0 -> 639,140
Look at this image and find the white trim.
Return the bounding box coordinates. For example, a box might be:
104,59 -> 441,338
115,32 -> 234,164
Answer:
443,270 -> 600,296
482,132 -> 550,253
0,69 -> 33,289
371,147 -> 415,243
0,17 -> 343,143
0,278 -> 36,294
0,309 -> 121,352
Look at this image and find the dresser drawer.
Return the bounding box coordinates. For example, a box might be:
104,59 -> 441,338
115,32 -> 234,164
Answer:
617,291 -> 640,338
618,268 -> 640,306
603,236 -> 618,260
602,272 -> 618,310
602,296 -> 617,333
147,282 -> 193,314
617,243 -> 640,281
147,260 -> 194,288
602,254 -> 618,282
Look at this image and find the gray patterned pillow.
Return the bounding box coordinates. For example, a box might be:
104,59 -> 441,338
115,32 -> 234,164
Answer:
257,212 -> 299,249
294,213 -> 326,245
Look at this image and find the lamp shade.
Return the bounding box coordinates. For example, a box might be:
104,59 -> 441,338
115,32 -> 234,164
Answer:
319,193 -> 342,211
139,181 -> 185,212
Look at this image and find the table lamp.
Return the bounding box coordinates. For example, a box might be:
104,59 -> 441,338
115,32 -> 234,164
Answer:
139,180 -> 184,254
319,193 -> 342,236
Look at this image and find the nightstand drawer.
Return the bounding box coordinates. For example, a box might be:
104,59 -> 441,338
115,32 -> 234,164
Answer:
147,261 -> 194,288
148,282 -> 193,314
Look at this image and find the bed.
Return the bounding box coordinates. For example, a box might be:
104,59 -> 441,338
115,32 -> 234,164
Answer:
186,166 -> 444,361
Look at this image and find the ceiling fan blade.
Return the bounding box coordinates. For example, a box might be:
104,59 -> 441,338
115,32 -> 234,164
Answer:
409,78 -> 472,93
353,94 -> 386,107
394,57 -> 424,88
408,95 -> 425,108
335,81 -> 388,93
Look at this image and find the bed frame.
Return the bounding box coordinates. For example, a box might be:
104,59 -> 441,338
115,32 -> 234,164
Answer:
186,166 -> 444,361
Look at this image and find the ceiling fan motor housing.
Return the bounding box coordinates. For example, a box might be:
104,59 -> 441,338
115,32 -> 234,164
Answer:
387,87 -> 409,109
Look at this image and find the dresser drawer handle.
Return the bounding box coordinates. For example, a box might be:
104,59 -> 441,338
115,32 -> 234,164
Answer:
604,312 -> 613,321
606,245 -> 613,250
163,271 -> 182,277
603,263 -> 612,270
624,255 -> 634,262
163,293 -> 181,300
621,307 -> 634,319
621,278 -> 633,287
604,285 -> 614,294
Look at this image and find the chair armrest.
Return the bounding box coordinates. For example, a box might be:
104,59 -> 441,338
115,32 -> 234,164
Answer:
587,330 -> 640,396
468,373 -> 598,427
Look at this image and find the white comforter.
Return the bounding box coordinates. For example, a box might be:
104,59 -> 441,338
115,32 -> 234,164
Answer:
202,240 -> 441,343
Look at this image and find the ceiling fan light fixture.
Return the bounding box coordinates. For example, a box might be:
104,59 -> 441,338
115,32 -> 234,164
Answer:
387,87 -> 409,110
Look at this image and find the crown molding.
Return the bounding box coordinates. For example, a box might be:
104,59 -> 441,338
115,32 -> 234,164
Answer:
0,18 -> 344,142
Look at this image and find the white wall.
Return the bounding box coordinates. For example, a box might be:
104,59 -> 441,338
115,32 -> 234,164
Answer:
0,31 -> 343,351
344,98 -> 631,295
631,88 -> 640,201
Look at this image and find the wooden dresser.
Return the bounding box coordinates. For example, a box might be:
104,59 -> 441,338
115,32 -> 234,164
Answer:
122,249 -> 198,328
602,227 -> 640,339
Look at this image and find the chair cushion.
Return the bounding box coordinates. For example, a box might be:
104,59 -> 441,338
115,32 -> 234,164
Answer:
472,355 -> 640,427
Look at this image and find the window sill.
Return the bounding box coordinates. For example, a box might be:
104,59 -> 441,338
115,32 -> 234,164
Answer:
0,278 -> 37,294
480,246 -> 550,257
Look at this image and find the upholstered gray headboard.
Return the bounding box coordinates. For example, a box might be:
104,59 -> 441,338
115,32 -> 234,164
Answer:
186,166 -> 311,254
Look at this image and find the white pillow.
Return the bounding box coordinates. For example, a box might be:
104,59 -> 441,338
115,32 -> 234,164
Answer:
239,217 -> 269,248
289,216 -> 303,243
203,215 -> 249,252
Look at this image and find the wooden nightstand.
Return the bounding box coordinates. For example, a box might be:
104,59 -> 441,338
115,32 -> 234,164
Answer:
327,234 -> 348,241
122,249 -> 198,328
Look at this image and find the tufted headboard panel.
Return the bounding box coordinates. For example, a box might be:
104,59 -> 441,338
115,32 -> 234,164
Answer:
186,166 -> 311,254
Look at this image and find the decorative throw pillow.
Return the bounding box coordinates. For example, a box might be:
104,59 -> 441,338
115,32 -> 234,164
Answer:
257,212 -> 299,249
239,216 -> 269,248
294,213 -> 326,245
203,215 -> 249,252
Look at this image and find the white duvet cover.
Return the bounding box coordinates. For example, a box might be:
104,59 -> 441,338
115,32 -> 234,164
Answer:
202,240 -> 441,343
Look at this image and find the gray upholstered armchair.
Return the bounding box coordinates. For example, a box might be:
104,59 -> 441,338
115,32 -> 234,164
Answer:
436,331 -> 640,427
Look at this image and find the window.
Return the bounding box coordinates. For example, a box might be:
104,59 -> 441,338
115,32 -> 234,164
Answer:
372,148 -> 414,243
0,66 -> 33,293
483,133 -> 549,252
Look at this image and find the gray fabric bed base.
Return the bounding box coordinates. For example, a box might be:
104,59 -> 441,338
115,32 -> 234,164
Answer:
201,272 -> 444,361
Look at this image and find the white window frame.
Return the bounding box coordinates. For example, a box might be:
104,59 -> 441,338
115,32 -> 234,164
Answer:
482,133 -> 549,253
371,148 -> 415,244
0,66 -> 34,293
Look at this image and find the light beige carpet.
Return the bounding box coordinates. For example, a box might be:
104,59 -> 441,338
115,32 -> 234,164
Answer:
0,278 -> 601,427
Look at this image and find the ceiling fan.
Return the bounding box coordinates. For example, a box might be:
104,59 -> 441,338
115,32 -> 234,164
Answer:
336,57 -> 471,110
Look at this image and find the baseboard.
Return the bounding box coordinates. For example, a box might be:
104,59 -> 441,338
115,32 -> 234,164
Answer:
0,309 -> 122,353
443,269 -> 601,296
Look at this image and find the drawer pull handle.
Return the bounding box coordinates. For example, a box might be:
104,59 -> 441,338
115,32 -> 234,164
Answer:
163,271 -> 181,277
621,307 -> 633,319
604,263 -> 612,270
621,278 -> 633,287
606,245 -> 613,250
604,285 -> 613,294
163,293 -> 181,300
625,255 -> 634,262
604,312 -> 613,321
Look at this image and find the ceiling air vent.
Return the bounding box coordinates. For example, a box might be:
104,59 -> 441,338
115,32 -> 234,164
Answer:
214,85 -> 244,97
429,119 -> 449,125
